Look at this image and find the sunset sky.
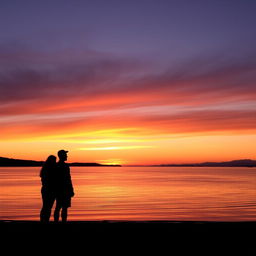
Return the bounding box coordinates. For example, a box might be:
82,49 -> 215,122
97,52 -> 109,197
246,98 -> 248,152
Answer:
0,0 -> 256,165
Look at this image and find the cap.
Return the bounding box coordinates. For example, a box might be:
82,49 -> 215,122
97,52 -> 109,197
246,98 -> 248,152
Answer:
57,149 -> 68,156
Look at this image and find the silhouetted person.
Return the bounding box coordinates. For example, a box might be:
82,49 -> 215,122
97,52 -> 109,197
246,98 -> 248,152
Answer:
40,155 -> 57,222
54,150 -> 74,222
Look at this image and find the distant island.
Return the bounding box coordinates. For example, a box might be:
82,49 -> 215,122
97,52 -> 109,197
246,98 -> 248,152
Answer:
122,159 -> 256,167
140,159 -> 256,167
0,157 -> 121,167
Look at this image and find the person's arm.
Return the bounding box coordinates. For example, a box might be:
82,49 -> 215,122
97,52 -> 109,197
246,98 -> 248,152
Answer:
67,165 -> 75,197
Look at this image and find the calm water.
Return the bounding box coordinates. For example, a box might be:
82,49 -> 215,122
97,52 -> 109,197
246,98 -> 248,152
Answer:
0,166 -> 256,221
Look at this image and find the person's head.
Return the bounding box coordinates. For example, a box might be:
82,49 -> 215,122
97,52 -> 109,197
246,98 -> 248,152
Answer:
45,155 -> 57,165
40,155 -> 56,177
57,149 -> 68,162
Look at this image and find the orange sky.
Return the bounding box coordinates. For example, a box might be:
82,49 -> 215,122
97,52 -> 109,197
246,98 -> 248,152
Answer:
1,89 -> 256,165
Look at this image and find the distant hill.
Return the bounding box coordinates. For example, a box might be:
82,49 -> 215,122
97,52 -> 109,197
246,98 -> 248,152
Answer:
0,157 -> 44,167
152,159 -> 256,167
0,157 -> 121,167
195,159 -> 256,167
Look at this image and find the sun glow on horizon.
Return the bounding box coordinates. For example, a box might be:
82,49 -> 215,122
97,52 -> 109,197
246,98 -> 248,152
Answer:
97,159 -> 124,165
1,132 -> 255,165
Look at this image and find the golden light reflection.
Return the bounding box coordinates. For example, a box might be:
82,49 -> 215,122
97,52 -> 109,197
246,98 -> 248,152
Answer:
97,159 -> 124,165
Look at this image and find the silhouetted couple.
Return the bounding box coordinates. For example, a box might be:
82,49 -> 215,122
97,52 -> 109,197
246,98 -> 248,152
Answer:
40,150 -> 74,223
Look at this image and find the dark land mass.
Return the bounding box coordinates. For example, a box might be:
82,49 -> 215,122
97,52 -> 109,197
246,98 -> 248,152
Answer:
129,159 -> 256,167
194,159 -> 256,167
0,156 -> 44,166
0,156 -> 121,167
157,159 -> 256,167
1,220 -> 255,254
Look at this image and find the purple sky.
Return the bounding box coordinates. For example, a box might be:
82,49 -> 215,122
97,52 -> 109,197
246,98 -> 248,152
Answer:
1,0 -> 256,108
1,0 -> 255,58
1,0 -> 255,104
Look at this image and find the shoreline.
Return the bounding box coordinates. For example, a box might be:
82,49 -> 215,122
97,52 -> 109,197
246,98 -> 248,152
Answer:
2,219 -> 255,230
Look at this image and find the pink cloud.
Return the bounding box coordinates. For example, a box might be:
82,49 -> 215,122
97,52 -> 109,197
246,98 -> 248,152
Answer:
1,46 -> 256,140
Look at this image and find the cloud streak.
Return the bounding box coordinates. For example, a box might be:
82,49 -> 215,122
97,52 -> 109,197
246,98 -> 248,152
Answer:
1,47 -> 256,110
1,46 -> 256,143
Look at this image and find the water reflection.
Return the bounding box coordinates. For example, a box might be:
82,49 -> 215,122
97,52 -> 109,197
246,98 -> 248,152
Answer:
0,167 -> 256,221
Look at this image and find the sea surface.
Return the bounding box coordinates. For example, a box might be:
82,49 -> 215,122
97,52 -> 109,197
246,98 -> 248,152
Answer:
0,166 -> 255,221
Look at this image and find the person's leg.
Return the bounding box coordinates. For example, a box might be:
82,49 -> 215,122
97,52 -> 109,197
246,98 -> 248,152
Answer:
40,191 -> 55,222
40,189 -> 47,222
40,207 -> 47,222
54,200 -> 62,222
61,207 -> 68,222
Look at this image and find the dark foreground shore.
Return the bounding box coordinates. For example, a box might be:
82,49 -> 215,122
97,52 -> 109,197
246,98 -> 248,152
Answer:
1,220 -> 255,254
1,219 -> 255,233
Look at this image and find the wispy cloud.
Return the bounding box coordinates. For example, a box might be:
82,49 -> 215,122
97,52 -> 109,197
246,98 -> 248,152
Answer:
1,45 -> 256,113
79,145 -> 154,151
1,46 -> 256,143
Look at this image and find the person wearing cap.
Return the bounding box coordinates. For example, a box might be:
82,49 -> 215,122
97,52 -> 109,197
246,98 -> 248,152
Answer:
53,150 -> 75,222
